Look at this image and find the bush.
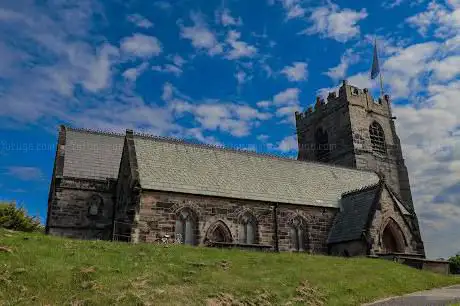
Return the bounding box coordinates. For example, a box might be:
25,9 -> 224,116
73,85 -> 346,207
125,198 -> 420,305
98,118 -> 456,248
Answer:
0,201 -> 44,232
449,254 -> 460,274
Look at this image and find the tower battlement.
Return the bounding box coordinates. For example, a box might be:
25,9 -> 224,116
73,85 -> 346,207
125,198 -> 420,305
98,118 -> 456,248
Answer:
295,80 -> 392,127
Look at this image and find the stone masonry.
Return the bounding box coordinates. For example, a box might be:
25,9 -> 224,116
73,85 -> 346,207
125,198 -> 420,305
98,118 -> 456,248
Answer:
127,190 -> 337,253
295,80 -> 425,256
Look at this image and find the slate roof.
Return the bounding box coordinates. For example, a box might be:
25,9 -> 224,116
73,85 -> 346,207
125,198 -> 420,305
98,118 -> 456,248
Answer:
133,135 -> 380,208
327,184 -> 381,244
62,128 -> 124,180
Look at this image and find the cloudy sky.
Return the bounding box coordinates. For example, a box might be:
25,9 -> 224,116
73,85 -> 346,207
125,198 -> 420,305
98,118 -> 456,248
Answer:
1,0 -> 460,259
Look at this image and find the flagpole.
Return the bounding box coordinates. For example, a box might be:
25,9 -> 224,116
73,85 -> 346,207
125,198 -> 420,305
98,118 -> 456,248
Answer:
376,38 -> 385,97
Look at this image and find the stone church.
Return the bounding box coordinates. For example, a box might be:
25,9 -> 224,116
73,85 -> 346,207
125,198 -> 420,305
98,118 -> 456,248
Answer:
45,81 -> 425,257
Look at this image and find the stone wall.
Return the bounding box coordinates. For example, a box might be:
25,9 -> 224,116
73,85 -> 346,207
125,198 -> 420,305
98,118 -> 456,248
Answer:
47,177 -> 116,240
113,133 -> 141,242
368,187 -> 419,255
296,92 -> 355,168
133,190 -> 337,254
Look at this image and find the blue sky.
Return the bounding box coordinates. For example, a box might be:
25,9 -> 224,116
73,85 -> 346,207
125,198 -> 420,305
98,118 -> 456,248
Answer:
1,0 -> 460,259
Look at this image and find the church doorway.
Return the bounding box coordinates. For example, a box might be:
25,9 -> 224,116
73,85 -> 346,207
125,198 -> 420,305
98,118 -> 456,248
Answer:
205,221 -> 233,244
381,219 -> 405,253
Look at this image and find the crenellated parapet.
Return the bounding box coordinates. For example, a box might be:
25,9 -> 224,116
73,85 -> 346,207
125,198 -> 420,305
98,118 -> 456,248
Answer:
295,80 -> 393,127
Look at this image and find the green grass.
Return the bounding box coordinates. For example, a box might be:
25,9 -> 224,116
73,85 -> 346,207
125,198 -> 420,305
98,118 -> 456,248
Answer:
0,229 -> 459,306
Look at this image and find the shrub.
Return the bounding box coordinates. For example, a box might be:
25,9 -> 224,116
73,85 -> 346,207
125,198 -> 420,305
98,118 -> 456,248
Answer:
448,254 -> 460,274
0,201 -> 44,232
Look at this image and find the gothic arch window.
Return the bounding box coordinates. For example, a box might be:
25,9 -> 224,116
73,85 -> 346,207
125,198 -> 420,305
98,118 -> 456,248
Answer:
315,127 -> 329,162
88,195 -> 103,217
289,216 -> 308,252
369,121 -> 386,155
240,213 -> 257,244
205,220 -> 233,244
381,219 -> 406,253
175,208 -> 198,245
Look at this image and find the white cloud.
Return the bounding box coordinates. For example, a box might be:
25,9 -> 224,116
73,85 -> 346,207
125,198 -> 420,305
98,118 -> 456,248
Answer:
276,135 -> 298,152
382,0 -> 425,9
266,88 -> 302,125
127,14 -> 153,28
162,83 -> 271,137
152,54 -> 186,77
0,1 -> 121,124
179,11 -> 223,55
256,100 -> 271,108
382,0 -> 404,8
300,3 -> 368,42
172,55 -> 186,67
162,82 -> 174,101
185,128 -> 221,145
123,62 -> 149,82
346,72 -> 373,91
225,30 -> 258,59
257,134 -> 270,142
5,166 -> 43,181
273,88 -> 300,105
430,55 -> 460,82
383,42 -> 439,98
277,0 -> 306,20
281,62 -> 308,82
216,8 -> 242,27
120,33 -> 162,58
82,43 -> 119,92
324,49 -> 359,81
192,103 -> 271,137
152,64 -> 183,77
406,1 -> 460,38
235,70 -> 252,86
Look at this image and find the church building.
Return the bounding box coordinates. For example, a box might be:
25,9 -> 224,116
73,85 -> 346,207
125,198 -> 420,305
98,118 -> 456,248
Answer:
45,81 -> 425,257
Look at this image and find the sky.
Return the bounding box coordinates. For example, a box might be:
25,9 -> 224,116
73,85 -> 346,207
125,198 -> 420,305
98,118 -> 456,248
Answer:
0,0 -> 460,259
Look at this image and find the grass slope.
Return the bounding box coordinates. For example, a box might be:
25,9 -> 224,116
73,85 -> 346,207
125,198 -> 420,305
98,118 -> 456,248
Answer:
1,229 -> 459,306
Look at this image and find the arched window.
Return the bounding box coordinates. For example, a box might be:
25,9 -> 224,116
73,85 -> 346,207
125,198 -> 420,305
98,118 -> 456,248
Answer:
315,127 -> 329,162
289,217 -> 307,252
369,122 -> 386,155
381,219 -> 406,253
88,195 -> 103,217
175,208 -> 197,245
206,221 -> 233,244
240,213 -> 257,244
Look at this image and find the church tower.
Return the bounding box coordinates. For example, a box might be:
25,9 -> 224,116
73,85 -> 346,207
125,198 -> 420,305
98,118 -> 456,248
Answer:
295,80 -> 424,254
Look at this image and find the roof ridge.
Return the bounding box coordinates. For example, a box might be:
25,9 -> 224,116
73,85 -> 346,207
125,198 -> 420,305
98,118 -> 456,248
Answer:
133,131 -> 378,174
63,125 -> 125,137
341,181 -> 382,198
60,125 -> 378,174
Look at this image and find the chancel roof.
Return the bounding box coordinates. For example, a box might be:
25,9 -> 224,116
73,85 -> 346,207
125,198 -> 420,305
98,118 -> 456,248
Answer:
62,127 -> 124,180
133,134 -> 380,208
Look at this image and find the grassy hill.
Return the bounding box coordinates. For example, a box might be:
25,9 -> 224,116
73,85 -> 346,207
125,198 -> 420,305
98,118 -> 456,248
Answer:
1,229 -> 459,306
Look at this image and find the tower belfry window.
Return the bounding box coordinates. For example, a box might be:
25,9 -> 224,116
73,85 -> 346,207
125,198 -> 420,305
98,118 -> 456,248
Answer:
369,122 -> 386,155
315,127 -> 329,162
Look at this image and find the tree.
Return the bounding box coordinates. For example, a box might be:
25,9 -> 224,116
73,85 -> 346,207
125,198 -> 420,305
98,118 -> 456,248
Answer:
448,253 -> 460,274
0,201 -> 44,232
